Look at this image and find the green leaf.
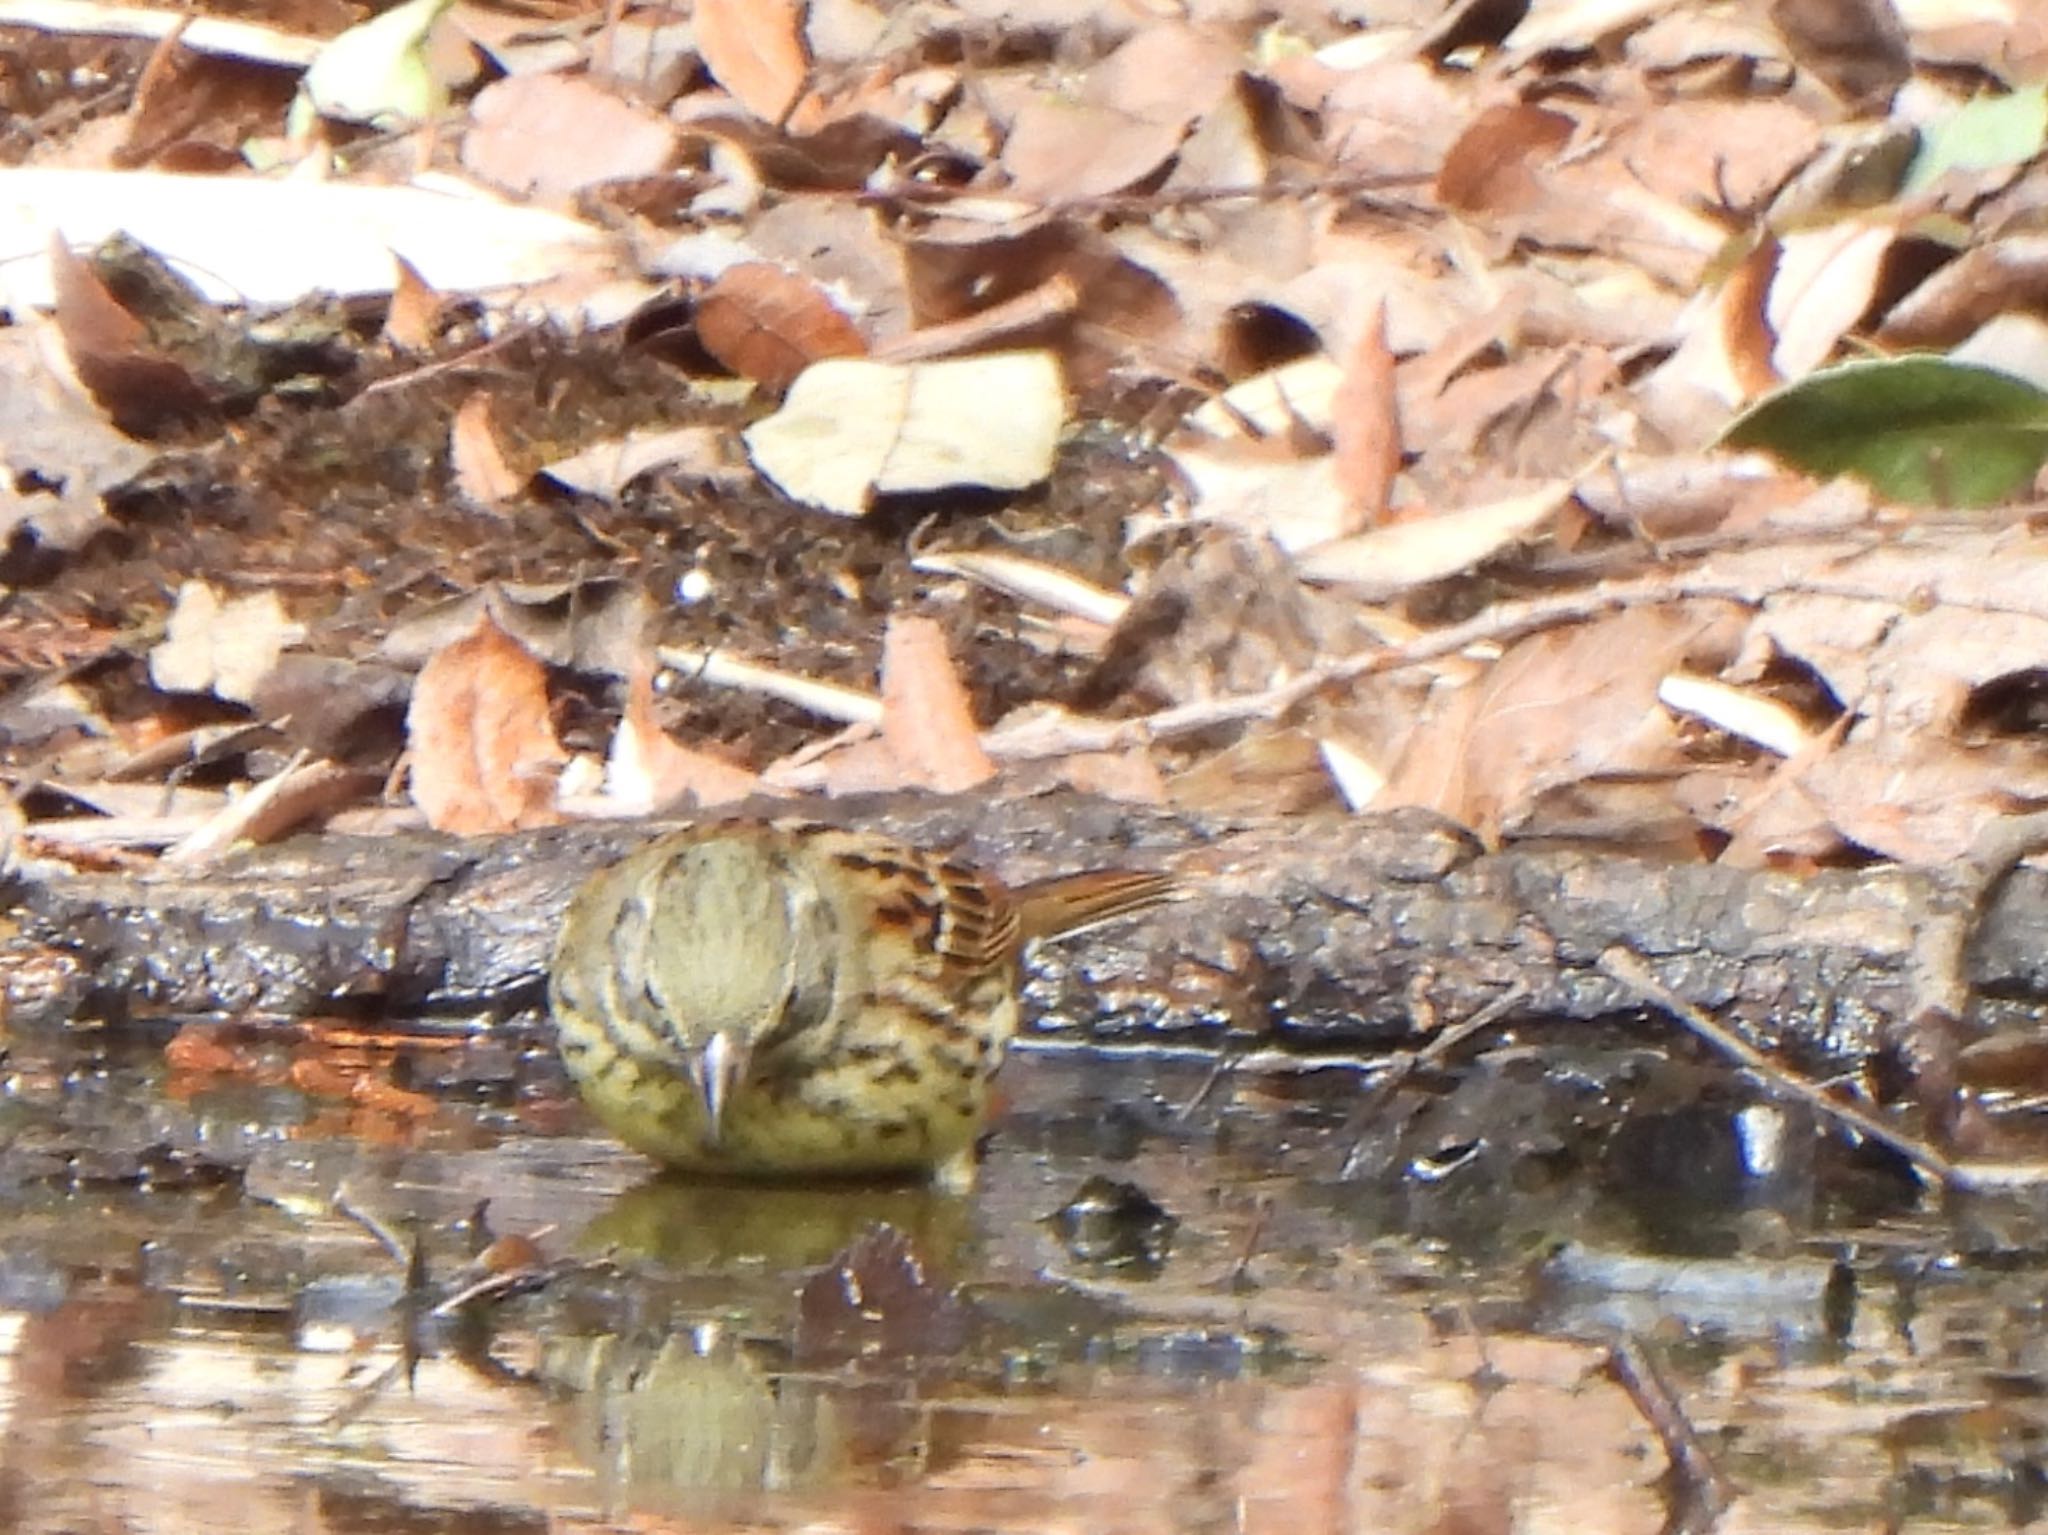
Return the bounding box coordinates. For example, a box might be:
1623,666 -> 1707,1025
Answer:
1720,355 -> 2048,508
1904,85 -> 2048,194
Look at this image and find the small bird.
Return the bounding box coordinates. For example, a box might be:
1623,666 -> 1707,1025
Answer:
548,819 -> 1176,1190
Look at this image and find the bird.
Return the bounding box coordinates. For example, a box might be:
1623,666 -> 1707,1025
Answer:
547,819 -> 1176,1190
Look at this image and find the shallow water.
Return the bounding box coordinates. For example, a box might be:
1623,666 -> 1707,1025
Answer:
2,1023 -> 2044,1534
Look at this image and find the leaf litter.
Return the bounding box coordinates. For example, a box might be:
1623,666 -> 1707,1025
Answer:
6,2 -> 2048,1525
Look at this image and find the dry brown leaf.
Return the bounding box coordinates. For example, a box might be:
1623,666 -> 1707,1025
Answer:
165,756 -> 373,863
462,74 -> 681,201
744,196 -> 912,345
1574,453 -> 1807,541
1185,357 -> 1341,438
384,253 -> 444,352
1720,235 -> 1781,400
1176,443 -> 1351,554
406,614 -> 567,835
810,731 -> 902,797
4,170 -> 618,312
1611,99 -> 1825,226
1323,57 -> 1469,181
538,426 -> 738,502
604,664 -> 759,811
694,0 -> 809,126
871,274 -> 1080,365
1001,97 -> 1189,204
47,234 -> 210,436
1164,75 -> 1269,196
899,218 -> 1184,390
1504,0 -> 1665,53
999,23 -> 1237,204
117,32 -> 296,171
1383,601 -> 1745,844
1435,103 -> 1575,215
1297,484 -> 1570,596
1330,298 -> 1399,529
449,393 -> 522,509
695,260 -> 866,392
880,614 -> 994,793
1046,748 -> 1166,806
1735,732 -> 2048,868
1403,348 -> 1622,481
1876,237 -> 2048,349
1768,0 -> 1911,110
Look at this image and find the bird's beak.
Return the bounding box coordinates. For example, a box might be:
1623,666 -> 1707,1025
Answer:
689,1030 -> 748,1144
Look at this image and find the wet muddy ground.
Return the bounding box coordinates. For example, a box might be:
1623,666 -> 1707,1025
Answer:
5,1010 -> 2048,1535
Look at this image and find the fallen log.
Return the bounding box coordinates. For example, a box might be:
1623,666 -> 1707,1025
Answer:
6,794 -> 2047,1086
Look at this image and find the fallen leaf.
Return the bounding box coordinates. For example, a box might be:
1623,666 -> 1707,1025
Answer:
537,426 -> 737,502
449,393 -> 522,509
1296,483 -> 1572,596
1175,444 -> 1351,554
461,73 -> 681,202
1504,0 -> 1665,53
1878,237 -> 2048,349
406,614 -> 567,835
385,578 -> 651,677
1903,81 -> 2048,194
1951,313 -> 2048,391
880,615 -> 994,792
999,24 -> 1238,203
911,548 -> 1130,627
1720,234 -> 1781,400
1384,601 -> 1742,843
0,324 -> 150,553
1657,673 -> 1817,757
1436,103 -> 1575,215
1721,354 -> 2048,507
1768,0 -> 1911,110
604,663 -> 760,812
693,0 -> 809,125
383,253 -> 444,351
694,261 -> 866,392
1767,219 -> 1897,382
296,0 -> 453,131
1317,734 -> 1387,812
743,350 -> 1066,516
1184,356 -> 1342,439
117,31 -> 298,171
0,170 -> 617,312
1330,298 -> 1399,527
148,581 -> 305,704
1048,748 -> 1166,805
1001,96 -> 1190,205
46,233 -> 210,436
164,756 -> 373,863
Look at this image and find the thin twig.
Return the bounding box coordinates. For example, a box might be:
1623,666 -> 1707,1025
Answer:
1338,983 -> 1530,1178
1595,948 -> 2048,1192
333,1183 -> 408,1263
1605,1335 -> 1734,1533
1599,945 -> 1959,1184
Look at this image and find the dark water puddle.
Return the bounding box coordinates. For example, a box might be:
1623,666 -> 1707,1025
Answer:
3,1025 -> 2048,1533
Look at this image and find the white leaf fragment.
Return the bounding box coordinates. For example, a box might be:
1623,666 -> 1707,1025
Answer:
743,350 -> 1066,517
